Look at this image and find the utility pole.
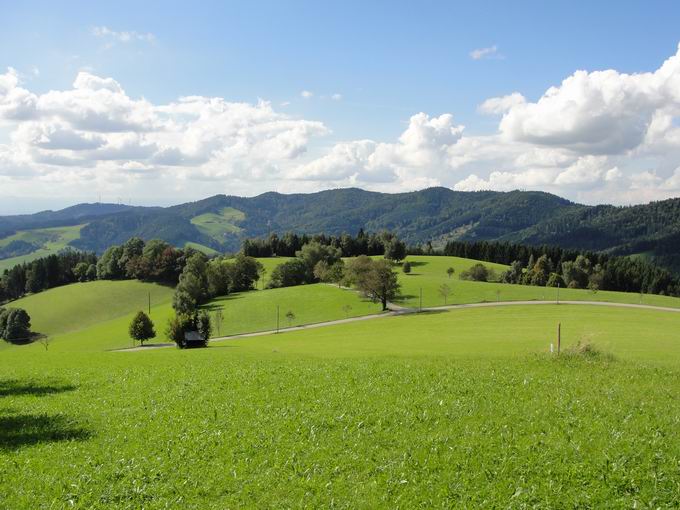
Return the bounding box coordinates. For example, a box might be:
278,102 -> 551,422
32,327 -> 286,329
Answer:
148,292 -> 151,315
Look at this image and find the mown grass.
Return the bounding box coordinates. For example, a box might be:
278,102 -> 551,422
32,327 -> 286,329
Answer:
1,279 -> 377,352
395,255 -> 680,309
0,225 -> 84,272
208,283 -> 381,337
1,305 -> 679,508
6,280 -> 174,339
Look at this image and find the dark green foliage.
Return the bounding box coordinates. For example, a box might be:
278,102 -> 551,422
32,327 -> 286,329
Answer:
1,250 -> 97,303
402,261 -> 412,274
384,238 -> 406,263
354,258 -> 400,311
166,311 -> 210,348
0,307 -> 31,341
0,240 -> 39,259
128,311 -> 156,345
460,263 -> 495,282
268,259 -> 309,288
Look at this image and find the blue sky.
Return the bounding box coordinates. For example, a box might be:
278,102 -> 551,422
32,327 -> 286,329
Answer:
2,1 -> 680,212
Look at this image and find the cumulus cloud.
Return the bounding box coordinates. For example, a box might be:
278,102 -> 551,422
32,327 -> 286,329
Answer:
5,44 -> 680,205
0,68 -> 328,198
292,113 -> 464,188
331,93 -> 343,101
470,45 -> 502,60
300,90 -> 313,99
479,93 -> 526,115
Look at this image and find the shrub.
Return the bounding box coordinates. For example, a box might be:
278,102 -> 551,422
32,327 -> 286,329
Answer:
459,263 -> 494,282
402,261 -> 412,274
0,307 -> 31,342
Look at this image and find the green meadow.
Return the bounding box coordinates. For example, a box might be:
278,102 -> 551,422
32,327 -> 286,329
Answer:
2,255 -> 680,508
393,255 -> 680,309
1,304 -> 680,508
0,225 -> 84,272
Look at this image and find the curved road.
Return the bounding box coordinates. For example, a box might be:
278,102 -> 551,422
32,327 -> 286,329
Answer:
116,299 -> 680,352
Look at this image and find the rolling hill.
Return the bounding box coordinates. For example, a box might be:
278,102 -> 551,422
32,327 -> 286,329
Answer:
2,187 -> 680,271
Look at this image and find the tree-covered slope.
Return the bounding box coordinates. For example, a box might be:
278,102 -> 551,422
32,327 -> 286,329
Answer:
2,188 -> 680,271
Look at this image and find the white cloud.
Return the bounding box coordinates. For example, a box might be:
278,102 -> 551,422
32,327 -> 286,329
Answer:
479,93 -> 525,115
470,45 -> 502,60
5,44 -> 680,206
331,93 -> 343,101
91,26 -> 155,44
300,90 -> 313,99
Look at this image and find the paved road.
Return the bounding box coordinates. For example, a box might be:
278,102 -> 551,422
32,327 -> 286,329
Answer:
115,299 -> 680,352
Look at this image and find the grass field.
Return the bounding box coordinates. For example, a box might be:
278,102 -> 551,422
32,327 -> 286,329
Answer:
0,278 -> 377,352
394,255 -> 680,309
190,207 -> 245,243
0,225 -> 84,272
1,305 -> 679,507
5,280 -> 175,339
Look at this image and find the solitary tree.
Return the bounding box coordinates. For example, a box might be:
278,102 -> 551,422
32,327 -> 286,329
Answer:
342,304 -> 352,318
402,261 -> 412,274
384,239 -> 407,264
358,259 -> 401,311
446,267 -> 455,279
285,310 -> 295,327
438,283 -> 451,305
129,311 -> 156,345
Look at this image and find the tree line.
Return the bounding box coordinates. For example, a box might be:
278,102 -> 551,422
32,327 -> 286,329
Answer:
441,239 -> 680,296
242,230 -> 406,259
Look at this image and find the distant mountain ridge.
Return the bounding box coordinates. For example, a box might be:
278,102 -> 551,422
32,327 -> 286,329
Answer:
2,187 -> 680,272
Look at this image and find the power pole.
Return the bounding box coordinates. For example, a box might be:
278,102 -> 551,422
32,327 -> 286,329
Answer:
148,292 -> 151,315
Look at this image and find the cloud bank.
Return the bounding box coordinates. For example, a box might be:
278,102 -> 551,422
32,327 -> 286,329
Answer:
4,44 -> 680,206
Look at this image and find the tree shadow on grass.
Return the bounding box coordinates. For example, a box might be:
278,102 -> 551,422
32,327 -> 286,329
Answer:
0,379 -> 77,398
0,413 -> 91,451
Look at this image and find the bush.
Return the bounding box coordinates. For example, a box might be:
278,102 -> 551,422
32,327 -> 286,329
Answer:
459,263 -> 494,282
0,307 -> 31,342
402,261 -> 412,274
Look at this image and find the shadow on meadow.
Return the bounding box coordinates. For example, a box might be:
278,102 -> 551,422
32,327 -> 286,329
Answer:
0,379 -> 77,398
0,413 -> 91,450
0,379 -> 90,450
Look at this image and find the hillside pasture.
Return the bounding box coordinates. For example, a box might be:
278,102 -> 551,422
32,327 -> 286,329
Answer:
1,304 -> 679,507
5,280 -> 174,339
0,225 -> 84,272
395,255 -> 680,309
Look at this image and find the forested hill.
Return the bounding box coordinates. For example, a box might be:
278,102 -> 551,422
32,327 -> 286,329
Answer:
2,187 -> 680,271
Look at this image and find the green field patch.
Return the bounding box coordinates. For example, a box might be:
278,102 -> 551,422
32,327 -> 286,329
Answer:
191,207 -> 245,243
7,280 -> 174,339
394,255 -> 680,309
0,225 -> 84,272
184,241 -> 221,256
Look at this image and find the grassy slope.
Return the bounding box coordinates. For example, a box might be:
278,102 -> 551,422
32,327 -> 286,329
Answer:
5,280 -> 174,339
395,255 -> 680,309
1,305 -> 680,507
0,225 -> 84,272
190,207 -> 245,242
